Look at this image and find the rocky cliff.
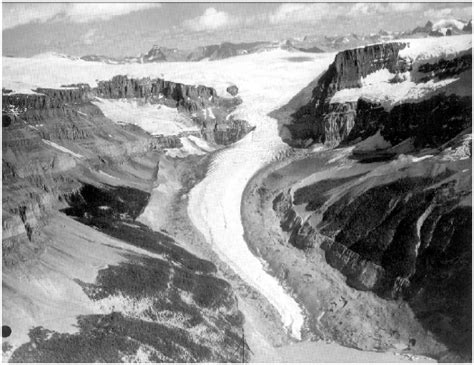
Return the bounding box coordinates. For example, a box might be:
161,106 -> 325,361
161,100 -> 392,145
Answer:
95,75 -> 252,145
286,38 -> 472,149
95,75 -> 216,111
271,144 -> 471,359
270,36 -> 472,360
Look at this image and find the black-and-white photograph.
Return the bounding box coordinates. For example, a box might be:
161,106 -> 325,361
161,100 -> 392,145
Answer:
2,1 -> 472,362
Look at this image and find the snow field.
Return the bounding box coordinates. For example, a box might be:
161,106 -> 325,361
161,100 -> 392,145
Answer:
93,98 -> 199,136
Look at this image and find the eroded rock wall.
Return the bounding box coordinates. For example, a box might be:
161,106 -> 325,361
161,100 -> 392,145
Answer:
288,43 -> 471,148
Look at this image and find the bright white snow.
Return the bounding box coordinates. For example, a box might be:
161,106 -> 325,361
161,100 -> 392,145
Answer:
330,35 -> 472,110
182,51 -> 335,339
92,98 -> 198,136
432,19 -> 467,33
398,34 -> 471,64
42,139 -> 84,158
354,130 -> 391,152
165,136 -> 215,158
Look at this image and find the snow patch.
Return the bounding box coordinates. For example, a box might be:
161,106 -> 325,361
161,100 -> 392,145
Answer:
165,136 -> 215,158
331,71 -> 464,110
354,130 -> 391,152
398,34 -> 472,63
93,98 -> 198,136
42,139 -> 84,158
432,19 -> 467,32
97,170 -> 118,180
206,107 -> 216,119
330,35 -> 471,109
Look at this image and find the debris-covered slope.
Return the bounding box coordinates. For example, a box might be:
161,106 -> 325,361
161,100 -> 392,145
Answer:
2,72 -> 248,361
265,35 -> 472,361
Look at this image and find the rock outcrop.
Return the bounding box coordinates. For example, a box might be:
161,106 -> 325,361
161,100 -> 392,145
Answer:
2,76 -> 249,361
95,75 -> 217,113
272,152 -> 472,358
271,37 -> 472,360
286,41 -> 472,149
226,85 -> 239,96
93,75 -> 252,145
4,74 -> 253,150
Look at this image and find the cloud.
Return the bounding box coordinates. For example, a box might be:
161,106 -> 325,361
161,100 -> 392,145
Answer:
183,7 -> 231,31
3,3 -> 161,30
63,4 -> 161,23
269,3 -> 342,24
424,6 -> 472,20
268,3 -> 425,25
81,28 -> 97,45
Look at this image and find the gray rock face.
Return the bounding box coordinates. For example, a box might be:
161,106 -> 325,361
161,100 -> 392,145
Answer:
271,39 -> 472,359
273,162 -> 472,358
95,75 -> 217,113
3,75 -> 252,147
226,85 -> 239,96
287,44 -> 471,149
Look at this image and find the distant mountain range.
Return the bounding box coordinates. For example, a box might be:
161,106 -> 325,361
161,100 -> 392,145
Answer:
298,18 -> 472,52
81,40 -> 310,64
80,18 -> 472,64
411,18 -> 472,36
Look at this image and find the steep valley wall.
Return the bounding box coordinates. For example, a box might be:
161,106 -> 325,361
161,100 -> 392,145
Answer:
270,38 -> 472,360
2,76 -> 249,361
287,43 -> 472,148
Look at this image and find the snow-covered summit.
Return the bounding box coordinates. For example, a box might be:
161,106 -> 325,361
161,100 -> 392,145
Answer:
331,34 -> 472,109
432,18 -> 469,32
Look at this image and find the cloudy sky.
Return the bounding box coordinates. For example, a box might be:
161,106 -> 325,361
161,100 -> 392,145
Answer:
3,2 -> 472,57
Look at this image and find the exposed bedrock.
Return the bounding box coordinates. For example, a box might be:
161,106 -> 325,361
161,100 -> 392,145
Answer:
2,92 -> 162,266
2,72 -> 253,267
286,44 -> 471,148
95,75 -> 217,112
95,75 -> 253,145
272,167 -> 472,358
3,75 -> 250,360
345,94 -> 472,148
292,42 -> 408,122
3,75 -> 253,147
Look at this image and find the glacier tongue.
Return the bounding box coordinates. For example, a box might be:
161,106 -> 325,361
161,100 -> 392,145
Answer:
187,51 -> 334,339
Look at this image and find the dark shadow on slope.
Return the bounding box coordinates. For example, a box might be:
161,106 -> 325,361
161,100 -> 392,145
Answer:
268,71 -> 325,147
318,174 -> 472,359
6,183 -> 249,362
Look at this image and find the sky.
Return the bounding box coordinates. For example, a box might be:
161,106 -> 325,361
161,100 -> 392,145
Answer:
2,2 -> 472,57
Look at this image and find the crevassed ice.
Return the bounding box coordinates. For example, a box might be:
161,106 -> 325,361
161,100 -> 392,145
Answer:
186,51 -> 334,339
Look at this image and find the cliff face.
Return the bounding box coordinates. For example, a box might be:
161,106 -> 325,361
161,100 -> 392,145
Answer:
95,75 -> 216,112
95,75 -> 252,145
287,40 -> 472,148
270,37 -> 472,360
2,71 -> 254,264
2,90 -> 159,265
2,77 -> 248,361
